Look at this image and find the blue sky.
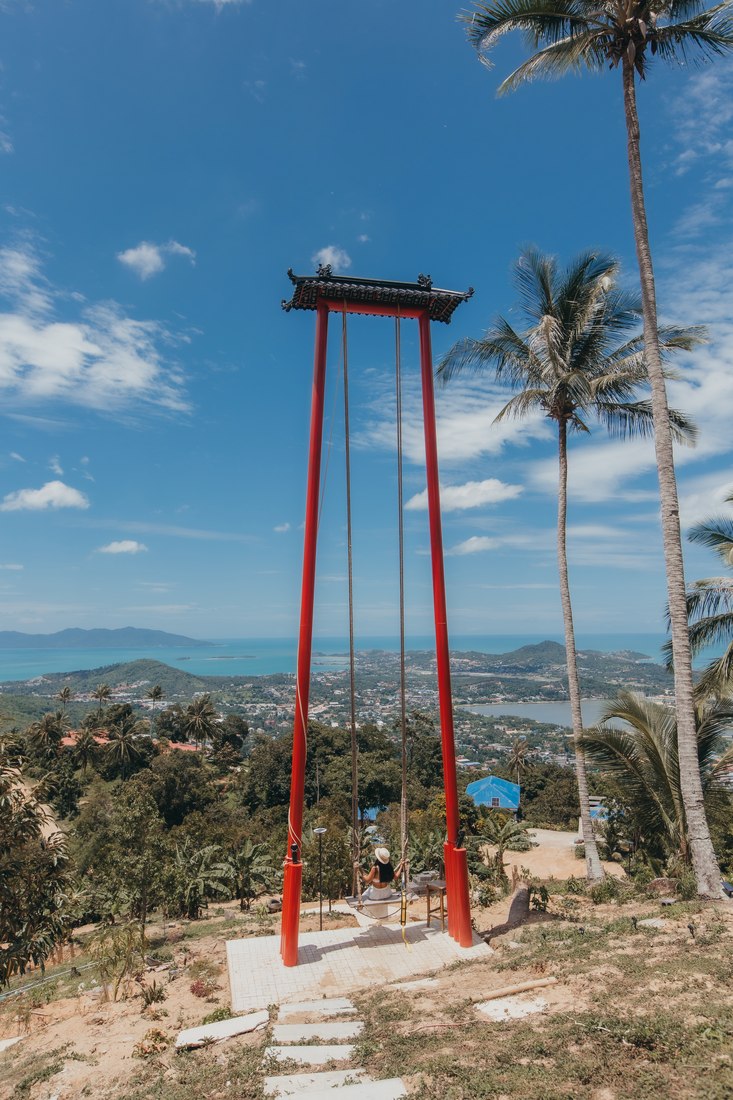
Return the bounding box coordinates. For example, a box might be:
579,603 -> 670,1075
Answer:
0,0 -> 732,641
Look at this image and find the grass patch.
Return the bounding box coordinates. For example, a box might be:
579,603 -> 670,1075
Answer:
102,1037 -> 266,1100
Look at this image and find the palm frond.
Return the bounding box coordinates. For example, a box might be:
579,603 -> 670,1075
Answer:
497,28 -> 609,92
693,644 -> 733,701
656,323 -> 708,352
688,516 -> 733,557
654,5 -> 733,64
686,578 -> 733,620
462,0 -> 592,55
493,388 -> 548,421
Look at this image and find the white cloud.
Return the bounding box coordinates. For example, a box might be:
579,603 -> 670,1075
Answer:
311,245 -> 351,274
49,455 -> 63,476
0,480 -> 89,512
0,562 -> 22,570
98,540 -> 148,554
9,451 -> 24,462
361,375 -> 550,466
406,478 -> 522,512
0,243 -> 189,414
117,239 -> 196,280
357,234 -> 370,243
668,65 -> 733,176
84,519 -> 253,542
678,470 -> 733,529
448,536 -> 500,555
274,522 -> 291,533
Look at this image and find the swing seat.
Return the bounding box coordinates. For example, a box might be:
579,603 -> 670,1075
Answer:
344,892 -> 417,921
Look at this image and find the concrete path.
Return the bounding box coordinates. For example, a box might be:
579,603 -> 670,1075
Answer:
227,921 -> 490,1014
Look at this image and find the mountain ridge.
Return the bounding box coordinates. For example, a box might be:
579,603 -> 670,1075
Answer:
0,627 -> 211,649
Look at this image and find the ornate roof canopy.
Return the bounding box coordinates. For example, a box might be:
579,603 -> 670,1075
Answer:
282,266 -> 473,324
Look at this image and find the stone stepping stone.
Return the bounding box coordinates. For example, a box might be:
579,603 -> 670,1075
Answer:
391,977 -> 439,991
175,1009 -> 269,1049
272,1021 -> 363,1043
278,997 -> 356,1019
476,995 -> 547,1022
266,1044 -> 356,1066
637,917 -> 669,930
264,1069 -> 368,1096
293,1080 -> 407,1100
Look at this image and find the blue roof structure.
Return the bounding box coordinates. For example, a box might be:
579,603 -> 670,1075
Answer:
466,775 -> 520,811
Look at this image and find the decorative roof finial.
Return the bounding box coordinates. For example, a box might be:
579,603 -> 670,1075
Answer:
316,263 -> 332,278
417,273 -> 433,290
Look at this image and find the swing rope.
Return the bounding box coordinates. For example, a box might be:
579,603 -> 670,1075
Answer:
341,305 -> 360,900
341,307 -> 411,936
395,311 -> 409,881
395,310 -> 412,950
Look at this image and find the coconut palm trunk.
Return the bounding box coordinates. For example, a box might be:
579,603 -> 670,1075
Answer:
622,59 -> 721,897
558,419 -> 604,881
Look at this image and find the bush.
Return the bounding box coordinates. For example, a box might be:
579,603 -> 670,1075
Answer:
190,978 -> 219,999
589,877 -> 620,905
201,1005 -> 232,1024
529,884 -> 549,912
139,980 -> 167,1008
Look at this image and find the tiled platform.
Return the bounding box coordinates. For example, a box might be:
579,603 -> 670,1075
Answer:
227,922 -> 490,1013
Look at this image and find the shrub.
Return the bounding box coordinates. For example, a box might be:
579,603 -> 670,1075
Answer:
132,1028 -> 171,1058
201,1005 -> 232,1024
139,980 -> 167,1008
190,978 -> 219,999
589,877 -> 620,905
529,884 -> 549,912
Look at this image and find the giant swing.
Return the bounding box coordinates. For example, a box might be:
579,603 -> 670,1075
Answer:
279,266 -> 475,967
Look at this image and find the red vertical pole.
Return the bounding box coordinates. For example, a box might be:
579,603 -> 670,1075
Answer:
418,311 -> 473,949
280,301 -> 329,967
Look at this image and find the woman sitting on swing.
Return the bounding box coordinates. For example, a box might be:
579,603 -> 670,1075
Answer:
361,846 -> 405,901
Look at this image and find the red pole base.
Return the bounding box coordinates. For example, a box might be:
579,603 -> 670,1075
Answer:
451,847 -> 473,948
280,861 -> 302,966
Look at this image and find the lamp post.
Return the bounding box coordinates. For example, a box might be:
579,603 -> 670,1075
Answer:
313,827 -> 327,931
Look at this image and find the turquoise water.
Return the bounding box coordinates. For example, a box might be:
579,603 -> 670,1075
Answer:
465,699 -> 614,728
0,633 -> 668,684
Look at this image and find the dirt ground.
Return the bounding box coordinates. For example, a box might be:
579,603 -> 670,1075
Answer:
501,828 -> 627,880
0,833 -> 629,1099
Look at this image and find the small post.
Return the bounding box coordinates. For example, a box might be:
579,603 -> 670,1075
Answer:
314,826 -> 327,931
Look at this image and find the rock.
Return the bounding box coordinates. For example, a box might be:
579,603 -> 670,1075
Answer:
647,878 -> 678,895
637,917 -> 669,930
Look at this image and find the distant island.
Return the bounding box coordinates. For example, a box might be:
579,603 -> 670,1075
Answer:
0,627 -> 212,649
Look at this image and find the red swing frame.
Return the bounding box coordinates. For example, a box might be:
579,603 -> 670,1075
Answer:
279,270 -> 475,966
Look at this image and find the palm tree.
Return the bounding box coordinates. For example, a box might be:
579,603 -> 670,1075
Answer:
480,814 -> 532,881
507,737 -> 529,787
93,683 -> 111,719
232,839 -> 275,911
105,717 -> 144,779
29,711 -> 68,760
145,684 -> 163,738
462,0 -> 733,902
438,248 -> 697,882
581,690 -> 733,864
664,494 -> 733,700
73,728 -> 99,775
183,694 -> 217,749
57,686 -> 73,712
172,840 -> 233,919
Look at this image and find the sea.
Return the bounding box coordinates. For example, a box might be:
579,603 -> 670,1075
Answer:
0,631 -> 669,684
